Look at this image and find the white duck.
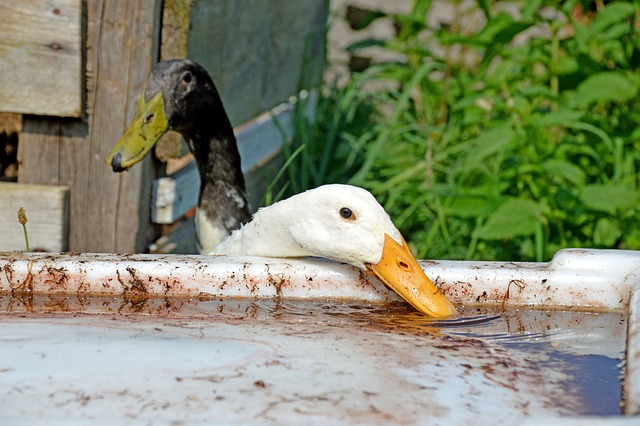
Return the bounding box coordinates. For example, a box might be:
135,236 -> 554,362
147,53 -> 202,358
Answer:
211,184 -> 457,318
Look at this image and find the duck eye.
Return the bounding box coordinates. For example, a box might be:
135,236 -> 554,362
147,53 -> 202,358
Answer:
339,207 -> 355,221
182,71 -> 192,84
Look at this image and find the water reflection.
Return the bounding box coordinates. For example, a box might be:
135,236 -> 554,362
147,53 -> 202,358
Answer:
0,294 -> 627,359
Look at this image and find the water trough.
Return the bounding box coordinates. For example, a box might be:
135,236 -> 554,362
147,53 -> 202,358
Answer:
1,249 -> 639,424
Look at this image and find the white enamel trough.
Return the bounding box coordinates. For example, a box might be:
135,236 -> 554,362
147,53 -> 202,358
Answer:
1,248 -> 639,424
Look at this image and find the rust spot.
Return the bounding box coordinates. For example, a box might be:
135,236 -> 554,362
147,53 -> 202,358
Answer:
501,279 -> 526,310
44,266 -> 69,290
10,261 -> 34,294
124,267 -> 148,293
118,297 -> 149,314
3,264 -> 15,288
6,292 -> 34,312
116,269 -> 147,294
358,269 -> 372,288
52,8 -> 60,15
254,380 -> 266,388
42,295 -> 70,312
476,291 -> 488,303
198,292 -> 214,301
265,264 -> 287,302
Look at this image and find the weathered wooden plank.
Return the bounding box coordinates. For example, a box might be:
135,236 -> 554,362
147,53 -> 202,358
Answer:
0,183 -> 69,251
16,120 -> 63,184
0,0 -> 82,117
80,0 -> 162,253
19,0 -> 163,253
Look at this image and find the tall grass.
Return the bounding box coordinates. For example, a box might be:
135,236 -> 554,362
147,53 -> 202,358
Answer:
275,0 -> 640,261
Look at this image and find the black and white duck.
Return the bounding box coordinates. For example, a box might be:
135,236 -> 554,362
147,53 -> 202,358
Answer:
106,59 -> 251,254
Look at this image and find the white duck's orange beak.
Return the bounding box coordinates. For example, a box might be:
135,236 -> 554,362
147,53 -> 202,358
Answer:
366,234 -> 457,317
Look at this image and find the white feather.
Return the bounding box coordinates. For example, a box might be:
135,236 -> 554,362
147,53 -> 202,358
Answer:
195,208 -> 229,255
210,184 -> 403,270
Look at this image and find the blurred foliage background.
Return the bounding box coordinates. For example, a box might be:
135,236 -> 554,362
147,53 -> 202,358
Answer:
273,0 -> 640,261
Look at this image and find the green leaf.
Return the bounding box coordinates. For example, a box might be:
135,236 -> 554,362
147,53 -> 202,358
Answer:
535,110 -> 585,126
518,84 -> 555,100
590,3 -> 636,34
542,159 -> 585,186
476,0 -> 491,19
474,12 -> 516,44
580,184 -> 640,214
593,218 -> 622,247
444,197 -> 488,218
630,125 -> 640,140
461,126 -> 515,170
597,22 -> 634,42
573,72 -> 638,107
493,21 -> 533,44
411,0 -> 433,18
475,198 -> 546,240
521,0 -> 543,21
346,38 -> 387,52
474,13 -> 533,65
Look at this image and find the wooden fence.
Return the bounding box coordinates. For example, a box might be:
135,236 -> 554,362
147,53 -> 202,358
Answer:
0,0 -> 327,253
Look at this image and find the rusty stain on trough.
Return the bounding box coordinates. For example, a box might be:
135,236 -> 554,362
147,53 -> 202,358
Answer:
0,249 -> 638,314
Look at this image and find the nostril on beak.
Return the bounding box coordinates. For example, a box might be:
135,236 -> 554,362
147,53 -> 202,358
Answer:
111,152 -> 125,172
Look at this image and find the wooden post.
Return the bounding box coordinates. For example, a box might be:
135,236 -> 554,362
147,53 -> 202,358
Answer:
18,0 -> 162,253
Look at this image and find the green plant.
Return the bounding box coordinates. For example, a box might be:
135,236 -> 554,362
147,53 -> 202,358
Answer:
282,0 -> 640,261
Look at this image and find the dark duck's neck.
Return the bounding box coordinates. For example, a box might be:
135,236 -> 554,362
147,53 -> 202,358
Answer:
167,64 -> 251,253
183,103 -> 251,253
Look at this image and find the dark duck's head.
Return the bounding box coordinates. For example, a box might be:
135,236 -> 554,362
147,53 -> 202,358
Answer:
106,59 -> 232,172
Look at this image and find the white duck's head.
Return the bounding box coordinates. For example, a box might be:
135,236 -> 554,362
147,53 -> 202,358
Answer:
212,184 -> 457,317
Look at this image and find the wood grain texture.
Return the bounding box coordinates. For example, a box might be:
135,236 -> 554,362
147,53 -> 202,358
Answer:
0,0 -> 82,116
19,0 -> 162,253
0,183 -> 69,251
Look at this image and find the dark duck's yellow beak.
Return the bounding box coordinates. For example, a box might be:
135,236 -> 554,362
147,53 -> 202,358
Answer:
106,59 -> 220,172
367,234 -> 457,318
106,92 -> 169,172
